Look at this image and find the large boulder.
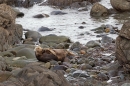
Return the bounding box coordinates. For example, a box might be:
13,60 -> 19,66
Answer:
0,62 -> 71,86
90,3 -> 109,17
110,0 -> 130,12
116,20 -> 130,70
0,4 -> 23,51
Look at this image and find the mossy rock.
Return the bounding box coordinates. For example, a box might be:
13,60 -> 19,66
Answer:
16,48 -> 36,59
39,35 -> 71,44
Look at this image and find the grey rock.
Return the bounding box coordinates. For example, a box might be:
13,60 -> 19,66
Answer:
13,8 -> 24,18
101,35 -> 113,44
16,48 -> 36,59
33,13 -> 49,18
25,30 -> 42,42
90,3 -> 108,17
51,11 -> 67,15
38,26 -> 53,31
70,42 -> 82,51
39,35 -> 71,44
110,0 -> 130,11
86,40 -> 100,48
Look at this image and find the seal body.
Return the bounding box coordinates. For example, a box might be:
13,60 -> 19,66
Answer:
34,46 -> 68,62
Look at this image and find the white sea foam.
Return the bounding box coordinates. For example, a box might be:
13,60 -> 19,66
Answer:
15,0 -> 123,44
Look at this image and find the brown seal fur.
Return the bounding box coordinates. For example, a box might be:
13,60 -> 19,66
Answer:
34,46 -> 74,62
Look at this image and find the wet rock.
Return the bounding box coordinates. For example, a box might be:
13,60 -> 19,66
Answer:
38,26 -> 53,32
25,30 -> 42,42
55,43 -> 70,49
13,8 -> 24,18
82,22 -> 86,24
91,24 -> 106,33
50,11 -> 67,15
9,44 -> 35,51
78,26 -> 85,29
101,35 -> 113,44
33,13 -> 49,18
16,48 -> 36,59
85,40 -> 100,48
39,35 -> 71,44
90,3 -> 109,17
70,42 -> 83,51
110,0 -> 130,12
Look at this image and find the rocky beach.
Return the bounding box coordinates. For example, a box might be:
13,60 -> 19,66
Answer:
0,0 -> 130,86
